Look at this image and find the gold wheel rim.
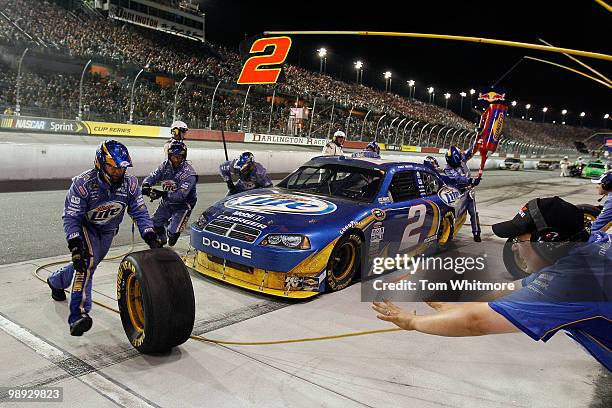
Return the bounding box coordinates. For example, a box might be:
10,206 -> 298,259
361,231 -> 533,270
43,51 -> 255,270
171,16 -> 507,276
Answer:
332,242 -> 356,281
438,215 -> 452,245
126,274 -> 145,333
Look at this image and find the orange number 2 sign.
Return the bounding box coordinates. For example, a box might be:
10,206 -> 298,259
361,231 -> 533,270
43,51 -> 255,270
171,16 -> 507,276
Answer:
237,36 -> 292,85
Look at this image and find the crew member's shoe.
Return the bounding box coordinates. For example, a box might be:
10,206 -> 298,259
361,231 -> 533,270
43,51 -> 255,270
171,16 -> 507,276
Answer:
473,234 -> 482,242
70,314 -> 93,336
47,278 -> 66,301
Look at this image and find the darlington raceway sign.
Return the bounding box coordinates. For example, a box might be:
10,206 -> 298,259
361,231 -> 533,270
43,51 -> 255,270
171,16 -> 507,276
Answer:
244,133 -> 328,147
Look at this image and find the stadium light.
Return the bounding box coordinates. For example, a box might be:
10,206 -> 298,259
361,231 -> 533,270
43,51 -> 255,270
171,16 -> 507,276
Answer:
580,111 -> 586,126
427,87 -> 435,104
469,88 -> 476,106
605,113 -> 610,128
605,114 -> 610,119
354,60 -> 363,84
444,93 -> 451,109
511,100 -> 517,106
542,107 -> 548,122
459,92 -> 467,116
561,109 -> 567,115
384,71 -> 392,91
317,48 -> 327,74
407,80 -> 415,98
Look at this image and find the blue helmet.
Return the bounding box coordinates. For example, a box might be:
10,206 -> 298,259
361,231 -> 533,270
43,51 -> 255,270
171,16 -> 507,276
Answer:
94,140 -> 132,185
234,152 -> 254,174
366,141 -> 380,155
424,155 -> 440,170
592,170 -> 612,191
168,140 -> 187,160
445,146 -> 462,168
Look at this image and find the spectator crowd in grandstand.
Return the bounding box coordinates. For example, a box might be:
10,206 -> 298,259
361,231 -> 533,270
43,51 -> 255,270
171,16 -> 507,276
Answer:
0,0 -> 599,152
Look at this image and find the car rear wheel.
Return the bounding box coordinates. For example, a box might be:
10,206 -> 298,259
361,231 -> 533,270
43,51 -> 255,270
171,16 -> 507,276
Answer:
326,233 -> 362,292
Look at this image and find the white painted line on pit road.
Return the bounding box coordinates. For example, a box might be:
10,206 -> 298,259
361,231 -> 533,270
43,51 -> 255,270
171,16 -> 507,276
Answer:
0,313 -> 159,408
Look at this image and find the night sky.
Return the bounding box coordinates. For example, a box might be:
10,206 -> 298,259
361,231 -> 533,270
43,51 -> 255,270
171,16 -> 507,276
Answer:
201,0 -> 610,126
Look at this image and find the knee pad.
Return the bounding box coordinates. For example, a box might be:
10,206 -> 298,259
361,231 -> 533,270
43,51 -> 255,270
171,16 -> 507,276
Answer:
167,232 -> 180,247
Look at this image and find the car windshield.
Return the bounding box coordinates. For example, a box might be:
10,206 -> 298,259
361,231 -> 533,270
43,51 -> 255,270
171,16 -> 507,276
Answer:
589,163 -> 605,169
277,164 -> 384,202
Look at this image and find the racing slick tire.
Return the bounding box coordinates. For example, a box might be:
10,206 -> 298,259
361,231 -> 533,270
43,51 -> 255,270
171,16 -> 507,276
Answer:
437,211 -> 455,252
117,248 -> 195,354
576,204 -> 601,232
502,238 -> 530,280
326,233 -> 362,292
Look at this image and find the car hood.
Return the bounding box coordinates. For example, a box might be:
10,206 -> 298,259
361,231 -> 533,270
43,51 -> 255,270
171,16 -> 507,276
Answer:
202,188 -> 375,237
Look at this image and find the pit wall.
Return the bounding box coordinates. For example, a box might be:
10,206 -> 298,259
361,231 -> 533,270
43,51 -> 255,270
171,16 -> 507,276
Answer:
0,115 -> 549,181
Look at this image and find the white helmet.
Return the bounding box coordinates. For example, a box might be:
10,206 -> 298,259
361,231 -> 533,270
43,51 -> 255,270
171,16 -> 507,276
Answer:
332,130 -> 346,145
170,120 -> 188,139
564,156 -> 569,159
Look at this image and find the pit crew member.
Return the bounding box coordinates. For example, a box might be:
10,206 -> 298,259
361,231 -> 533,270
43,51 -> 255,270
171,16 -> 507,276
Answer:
444,145 -> 482,242
373,197 -> 611,371
164,120 -> 189,154
220,151 -> 272,195
322,130 -> 345,156
142,140 -> 197,247
352,141 -> 381,159
47,140 -> 162,336
591,171 -> 612,235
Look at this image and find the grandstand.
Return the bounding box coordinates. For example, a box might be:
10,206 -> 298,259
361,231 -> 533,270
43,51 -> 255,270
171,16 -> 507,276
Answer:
0,0 -> 604,155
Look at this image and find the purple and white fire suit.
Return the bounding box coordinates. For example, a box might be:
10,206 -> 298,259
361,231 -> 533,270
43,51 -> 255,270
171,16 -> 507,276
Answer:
219,159 -> 272,193
444,146 -> 481,235
48,169 -> 154,325
143,160 -> 197,244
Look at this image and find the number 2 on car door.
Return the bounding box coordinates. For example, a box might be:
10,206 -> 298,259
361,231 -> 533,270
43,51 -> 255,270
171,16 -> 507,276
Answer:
399,204 -> 427,251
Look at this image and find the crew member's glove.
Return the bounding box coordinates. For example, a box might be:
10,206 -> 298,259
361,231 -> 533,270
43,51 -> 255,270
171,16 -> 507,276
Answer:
470,177 -> 481,187
149,189 -> 167,201
141,184 -> 151,197
226,180 -> 237,195
68,238 -> 89,272
143,231 -> 163,249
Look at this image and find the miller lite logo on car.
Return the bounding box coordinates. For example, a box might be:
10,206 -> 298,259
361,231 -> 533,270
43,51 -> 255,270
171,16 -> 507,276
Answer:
87,202 -> 125,224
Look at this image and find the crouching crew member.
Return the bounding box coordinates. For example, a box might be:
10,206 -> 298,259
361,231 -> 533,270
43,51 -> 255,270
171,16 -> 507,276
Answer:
220,151 -> 272,195
142,140 -> 197,247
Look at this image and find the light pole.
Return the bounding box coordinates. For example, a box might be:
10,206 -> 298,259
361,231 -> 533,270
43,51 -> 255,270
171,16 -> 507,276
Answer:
459,92 -> 466,115
317,48 -> 327,74
525,103 -> 531,119
561,109 -> 567,125
444,93 -> 451,109
469,88 -> 475,108
354,61 -> 363,84
129,64 -> 149,124
384,71 -> 392,92
604,113 -> 609,129
510,100 -> 517,117
172,75 -> 188,122
77,59 -> 92,120
15,48 -> 29,116
407,80 -> 415,99
580,111 -> 586,126
427,87 -> 434,104
542,107 -> 548,123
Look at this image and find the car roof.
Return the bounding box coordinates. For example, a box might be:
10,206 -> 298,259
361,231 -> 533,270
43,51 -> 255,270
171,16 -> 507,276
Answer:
305,155 -> 432,172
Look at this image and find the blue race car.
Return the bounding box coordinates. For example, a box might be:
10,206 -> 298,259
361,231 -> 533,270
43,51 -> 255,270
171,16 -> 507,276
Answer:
186,156 -> 469,298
